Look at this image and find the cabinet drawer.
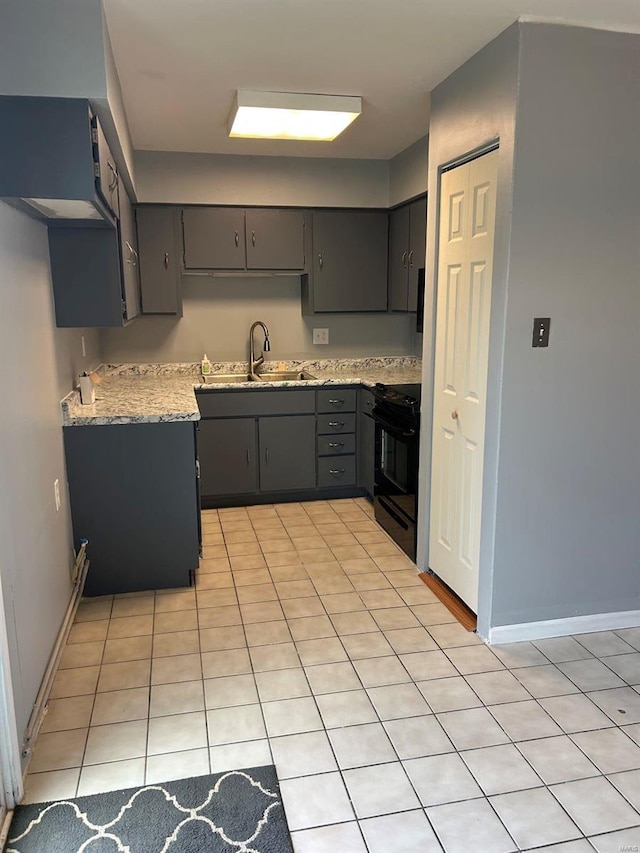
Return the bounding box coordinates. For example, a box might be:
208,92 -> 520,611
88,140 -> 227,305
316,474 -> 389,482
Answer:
197,389 -> 315,419
317,413 -> 357,434
317,388 -> 356,413
359,388 -> 375,416
317,434 -> 356,456
318,456 -> 357,488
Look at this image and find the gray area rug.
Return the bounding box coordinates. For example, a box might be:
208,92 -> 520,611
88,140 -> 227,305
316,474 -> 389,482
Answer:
7,766 -> 294,852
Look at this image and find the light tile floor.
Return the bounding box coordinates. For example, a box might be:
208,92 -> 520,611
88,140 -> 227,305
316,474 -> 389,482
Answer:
24,498 -> 640,852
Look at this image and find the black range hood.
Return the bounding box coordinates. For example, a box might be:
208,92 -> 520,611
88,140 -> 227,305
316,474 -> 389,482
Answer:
0,95 -> 119,226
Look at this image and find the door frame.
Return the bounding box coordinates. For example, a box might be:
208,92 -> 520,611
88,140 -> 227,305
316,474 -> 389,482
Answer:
0,572 -> 24,812
417,139 -> 504,638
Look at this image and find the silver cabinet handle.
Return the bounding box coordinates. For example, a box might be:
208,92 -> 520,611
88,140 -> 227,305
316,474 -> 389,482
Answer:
251,230 -> 256,247
234,230 -> 239,247
328,399 -> 344,405
164,252 -> 169,270
107,161 -> 118,191
401,250 -> 408,268
318,252 -> 323,270
246,449 -> 251,464
328,441 -> 344,448
328,421 -> 345,428
265,447 -> 269,464
329,468 -> 345,475
408,249 -> 414,268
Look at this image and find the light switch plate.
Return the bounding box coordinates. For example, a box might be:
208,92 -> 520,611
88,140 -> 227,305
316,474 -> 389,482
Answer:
313,328 -> 329,345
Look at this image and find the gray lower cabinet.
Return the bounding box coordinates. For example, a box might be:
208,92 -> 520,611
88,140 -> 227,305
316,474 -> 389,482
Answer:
64,422 -> 200,596
198,418 -> 257,496
259,416 -> 316,491
303,210 -> 389,313
389,196 -> 427,312
136,206 -> 183,315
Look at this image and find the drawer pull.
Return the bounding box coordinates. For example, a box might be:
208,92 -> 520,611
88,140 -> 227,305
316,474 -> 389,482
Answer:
328,441 -> 344,448
329,468 -> 345,475
328,421 -> 345,428
328,399 -> 344,405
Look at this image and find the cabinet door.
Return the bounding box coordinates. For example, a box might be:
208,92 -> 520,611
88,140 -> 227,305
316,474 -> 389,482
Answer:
48,226 -> 124,327
118,189 -> 140,322
182,207 -> 246,269
93,118 -> 120,218
388,205 -> 410,311
407,197 -> 427,312
259,415 -> 316,492
245,209 -> 305,270
137,206 -> 182,315
312,211 -> 388,312
198,418 -> 257,496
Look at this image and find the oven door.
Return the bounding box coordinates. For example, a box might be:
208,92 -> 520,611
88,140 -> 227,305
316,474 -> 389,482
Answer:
373,407 -> 419,559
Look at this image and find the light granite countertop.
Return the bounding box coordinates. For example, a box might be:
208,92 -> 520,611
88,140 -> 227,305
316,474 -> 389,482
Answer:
61,357 -> 423,426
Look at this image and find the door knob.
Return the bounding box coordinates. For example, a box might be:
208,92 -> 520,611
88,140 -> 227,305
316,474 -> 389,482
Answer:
451,410 -> 459,420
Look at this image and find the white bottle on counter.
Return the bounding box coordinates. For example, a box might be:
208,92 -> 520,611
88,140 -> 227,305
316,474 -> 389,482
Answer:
201,354 -> 212,375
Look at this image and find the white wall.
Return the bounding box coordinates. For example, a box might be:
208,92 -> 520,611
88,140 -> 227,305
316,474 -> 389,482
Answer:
389,135 -> 429,207
135,150 -> 390,208
0,202 -> 100,756
101,276 -> 416,363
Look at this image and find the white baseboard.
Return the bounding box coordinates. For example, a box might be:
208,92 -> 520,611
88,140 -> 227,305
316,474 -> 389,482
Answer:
487,609 -> 640,645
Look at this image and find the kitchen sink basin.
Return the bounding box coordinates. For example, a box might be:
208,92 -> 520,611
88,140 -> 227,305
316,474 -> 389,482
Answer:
200,373 -> 252,384
251,371 -> 317,382
199,371 -> 317,384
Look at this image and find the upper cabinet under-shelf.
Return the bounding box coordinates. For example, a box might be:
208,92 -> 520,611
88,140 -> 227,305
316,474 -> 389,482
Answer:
182,207 -> 306,272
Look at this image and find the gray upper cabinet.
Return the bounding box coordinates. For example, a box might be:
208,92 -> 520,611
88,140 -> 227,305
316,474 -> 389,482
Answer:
182,207 -> 305,271
259,415 -> 316,492
118,189 -> 140,322
245,209 -> 305,270
136,206 -> 183,315
93,119 -> 120,219
304,210 -> 389,313
183,207 -> 246,270
48,226 -> 127,327
389,196 -> 427,312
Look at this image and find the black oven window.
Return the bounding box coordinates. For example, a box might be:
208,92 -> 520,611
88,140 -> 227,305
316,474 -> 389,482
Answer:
381,428 -> 409,493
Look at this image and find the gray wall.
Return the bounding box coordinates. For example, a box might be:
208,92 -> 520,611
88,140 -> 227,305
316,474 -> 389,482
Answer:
103,149 -> 421,364
421,21 -> 640,636
101,276 -> 417,363
389,135 -> 429,207
490,24 -> 640,628
135,151 -> 390,208
0,201 -> 100,752
416,23 -> 520,641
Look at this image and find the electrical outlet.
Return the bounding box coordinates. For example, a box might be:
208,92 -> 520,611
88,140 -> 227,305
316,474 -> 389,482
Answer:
313,328 -> 329,345
81,335 -> 86,358
54,479 -> 61,512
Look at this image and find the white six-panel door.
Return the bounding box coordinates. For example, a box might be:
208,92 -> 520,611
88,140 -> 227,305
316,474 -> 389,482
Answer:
429,149 -> 498,613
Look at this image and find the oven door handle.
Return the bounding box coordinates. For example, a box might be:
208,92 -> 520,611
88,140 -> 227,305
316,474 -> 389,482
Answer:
372,408 -> 417,439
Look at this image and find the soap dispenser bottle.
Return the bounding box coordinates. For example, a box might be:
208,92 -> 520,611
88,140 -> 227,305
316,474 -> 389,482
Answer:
201,354 -> 212,376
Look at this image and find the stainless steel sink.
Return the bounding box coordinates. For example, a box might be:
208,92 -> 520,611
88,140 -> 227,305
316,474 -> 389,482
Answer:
200,373 -> 252,384
250,371 -> 317,382
199,371 -> 317,384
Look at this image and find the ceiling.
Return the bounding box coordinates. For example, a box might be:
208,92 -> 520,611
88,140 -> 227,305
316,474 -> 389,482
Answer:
103,0 -> 640,161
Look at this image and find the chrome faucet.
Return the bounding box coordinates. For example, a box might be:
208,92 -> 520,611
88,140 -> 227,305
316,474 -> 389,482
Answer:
249,320 -> 271,376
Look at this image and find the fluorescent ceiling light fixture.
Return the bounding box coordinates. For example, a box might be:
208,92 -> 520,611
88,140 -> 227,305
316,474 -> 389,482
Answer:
228,90 -> 362,141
